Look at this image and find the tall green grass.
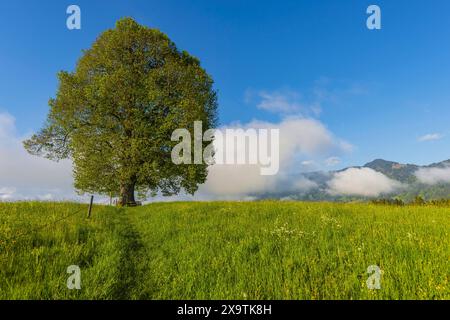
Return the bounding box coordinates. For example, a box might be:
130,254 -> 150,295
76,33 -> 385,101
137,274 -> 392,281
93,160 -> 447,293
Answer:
0,202 -> 126,299
0,201 -> 448,299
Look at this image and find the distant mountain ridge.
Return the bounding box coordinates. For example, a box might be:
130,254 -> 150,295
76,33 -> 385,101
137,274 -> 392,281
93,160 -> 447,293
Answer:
257,158 -> 450,201
362,158 -> 450,183
361,159 -> 419,183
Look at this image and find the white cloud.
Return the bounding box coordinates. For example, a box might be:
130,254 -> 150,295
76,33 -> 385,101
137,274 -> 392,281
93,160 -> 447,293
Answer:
418,133 -> 444,142
0,187 -> 16,200
249,89 -> 322,116
301,160 -> 314,166
199,117 -> 352,197
292,176 -> 318,191
327,167 -> 402,197
0,113 -> 16,140
325,156 -> 341,167
0,112 -> 82,201
256,90 -> 304,114
301,160 -> 316,169
415,166 -> 450,185
248,80 -> 368,117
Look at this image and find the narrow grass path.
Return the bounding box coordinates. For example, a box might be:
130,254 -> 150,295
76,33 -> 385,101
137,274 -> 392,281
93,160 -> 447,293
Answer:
110,210 -> 146,299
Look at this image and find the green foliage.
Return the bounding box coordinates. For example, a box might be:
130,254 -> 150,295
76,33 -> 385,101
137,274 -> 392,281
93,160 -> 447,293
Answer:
412,195 -> 426,206
23,18 -> 218,201
1,201 -> 448,299
369,196 -> 450,206
371,198 -> 405,206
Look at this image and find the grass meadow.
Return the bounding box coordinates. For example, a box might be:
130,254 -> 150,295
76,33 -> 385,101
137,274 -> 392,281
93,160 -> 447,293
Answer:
0,201 -> 448,299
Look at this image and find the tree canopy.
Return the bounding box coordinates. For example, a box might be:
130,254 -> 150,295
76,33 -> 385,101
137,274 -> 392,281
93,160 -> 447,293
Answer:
24,17 -> 218,205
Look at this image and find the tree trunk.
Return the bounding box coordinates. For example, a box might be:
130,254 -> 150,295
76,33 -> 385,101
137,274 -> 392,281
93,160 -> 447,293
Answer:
119,181 -> 136,206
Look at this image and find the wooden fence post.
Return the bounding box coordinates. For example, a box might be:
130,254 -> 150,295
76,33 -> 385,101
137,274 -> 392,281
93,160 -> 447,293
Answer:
87,195 -> 94,218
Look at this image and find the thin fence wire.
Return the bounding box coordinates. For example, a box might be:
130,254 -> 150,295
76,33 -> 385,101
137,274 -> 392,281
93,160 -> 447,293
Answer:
1,205 -> 88,244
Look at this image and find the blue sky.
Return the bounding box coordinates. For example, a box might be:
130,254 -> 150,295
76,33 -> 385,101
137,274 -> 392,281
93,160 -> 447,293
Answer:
1,0 -> 450,172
